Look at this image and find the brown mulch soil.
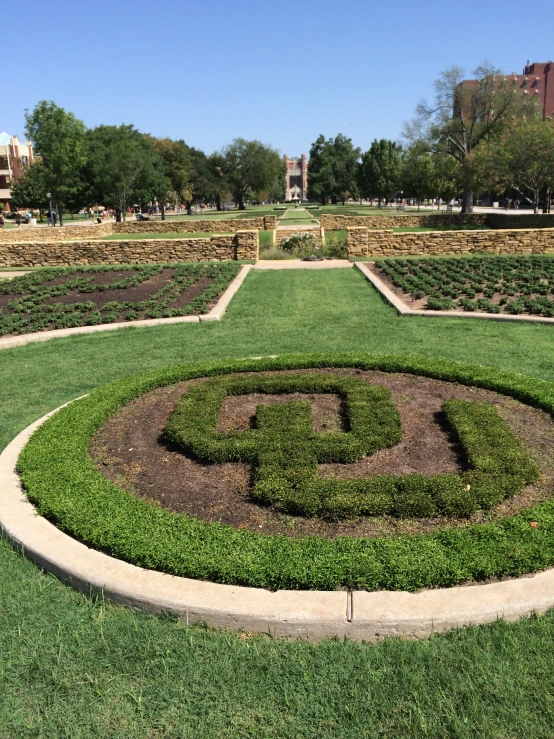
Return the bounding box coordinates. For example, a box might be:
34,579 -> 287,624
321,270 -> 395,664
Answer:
372,264 -> 553,316
89,369 -> 554,539
0,269 -> 212,313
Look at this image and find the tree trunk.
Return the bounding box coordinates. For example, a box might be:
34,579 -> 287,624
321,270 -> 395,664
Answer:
161,201 -> 165,221
461,188 -> 474,214
215,192 -> 222,211
534,189 -> 539,215
57,202 -> 63,226
543,187 -> 551,214
238,194 -> 246,210
186,200 -> 192,216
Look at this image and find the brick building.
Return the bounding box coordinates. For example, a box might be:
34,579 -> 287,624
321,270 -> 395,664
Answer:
461,61 -> 554,118
0,133 -> 34,209
284,154 -> 308,201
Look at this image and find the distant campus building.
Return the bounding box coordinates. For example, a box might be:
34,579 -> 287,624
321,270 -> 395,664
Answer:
0,133 -> 34,209
461,60 -> 554,118
284,154 -> 308,201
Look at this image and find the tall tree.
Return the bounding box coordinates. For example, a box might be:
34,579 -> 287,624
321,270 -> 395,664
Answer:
9,161 -> 48,220
403,63 -> 525,213
401,151 -> 437,210
358,139 -> 403,204
221,138 -> 284,210
24,101 -> 87,225
307,134 -> 360,204
148,137 -> 192,219
468,117 -> 554,213
85,125 -> 162,218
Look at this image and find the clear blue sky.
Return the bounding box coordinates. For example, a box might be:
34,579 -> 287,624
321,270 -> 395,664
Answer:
5,0 -> 553,157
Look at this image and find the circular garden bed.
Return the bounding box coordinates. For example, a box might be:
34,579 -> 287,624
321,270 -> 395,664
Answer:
17,353 -> 554,592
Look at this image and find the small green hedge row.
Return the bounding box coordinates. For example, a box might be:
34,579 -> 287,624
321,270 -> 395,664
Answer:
375,256 -> 554,317
0,263 -> 240,335
17,353 -> 554,591
165,374 -> 536,519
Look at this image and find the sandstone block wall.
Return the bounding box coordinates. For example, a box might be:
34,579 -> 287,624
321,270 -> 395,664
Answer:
322,213 -> 554,231
486,213 -> 554,229
321,213 -> 488,230
0,231 -> 259,267
347,227 -> 554,258
0,215 -> 277,244
0,222 -> 114,243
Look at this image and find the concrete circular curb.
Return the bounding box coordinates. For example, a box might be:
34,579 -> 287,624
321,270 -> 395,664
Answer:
3,401 -> 554,641
0,265 -> 252,352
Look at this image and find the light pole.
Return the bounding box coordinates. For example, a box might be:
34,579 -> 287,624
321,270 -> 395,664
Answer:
47,192 -> 53,226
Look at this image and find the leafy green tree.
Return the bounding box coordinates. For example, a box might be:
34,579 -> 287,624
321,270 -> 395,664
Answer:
358,139 -> 403,204
403,63 -> 526,213
9,161 -> 48,220
468,118 -> 554,213
221,138 -> 285,210
401,151 -> 437,210
24,101 -> 87,225
205,153 -> 230,211
307,134 -> 360,205
85,125 -> 162,218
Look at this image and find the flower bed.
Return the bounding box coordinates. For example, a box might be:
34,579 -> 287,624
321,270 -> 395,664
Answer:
374,256 -> 554,316
17,353 -> 554,591
0,263 -> 240,335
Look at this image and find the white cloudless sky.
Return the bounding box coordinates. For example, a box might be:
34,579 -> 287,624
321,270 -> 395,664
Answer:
4,0 -> 553,155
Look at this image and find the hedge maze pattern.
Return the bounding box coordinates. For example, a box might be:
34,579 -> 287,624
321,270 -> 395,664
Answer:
165,373 -> 538,519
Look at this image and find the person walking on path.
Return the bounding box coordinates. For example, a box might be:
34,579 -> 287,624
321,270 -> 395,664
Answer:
15,213 -> 22,229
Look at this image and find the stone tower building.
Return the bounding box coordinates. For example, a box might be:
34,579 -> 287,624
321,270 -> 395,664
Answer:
284,154 -> 308,201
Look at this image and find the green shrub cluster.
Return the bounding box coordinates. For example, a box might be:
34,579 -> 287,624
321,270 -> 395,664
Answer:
17,353 -> 554,592
375,256 -> 554,316
0,263 -> 240,335
164,374 -> 536,519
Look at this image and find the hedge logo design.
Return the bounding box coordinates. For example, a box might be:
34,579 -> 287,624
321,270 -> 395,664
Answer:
165,373 -> 538,519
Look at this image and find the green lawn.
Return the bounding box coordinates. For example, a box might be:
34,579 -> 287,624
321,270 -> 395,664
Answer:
3,267 -> 554,736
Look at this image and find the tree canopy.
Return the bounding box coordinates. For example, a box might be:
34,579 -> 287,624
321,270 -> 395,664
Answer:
220,138 -> 284,210
403,63 -> 525,213
24,100 -> 87,225
358,139 -> 403,203
468,117 -> 554,213
308,134 -> 360,204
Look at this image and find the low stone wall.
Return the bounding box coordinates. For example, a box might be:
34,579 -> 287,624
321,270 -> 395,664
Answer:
321,213 -> 488,230
0,231 -> 259,267
486,213 -> 554,229
0,215 -> 277,244
347,227 -> 554,257
323,212 -> 554,231
111,214 -> 277,234
0,222 -> 113,243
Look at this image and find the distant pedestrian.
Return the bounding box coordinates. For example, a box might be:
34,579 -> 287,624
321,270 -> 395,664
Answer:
514,199 -> 520,210
0,214 -> 5,229
15,213 -> 22,229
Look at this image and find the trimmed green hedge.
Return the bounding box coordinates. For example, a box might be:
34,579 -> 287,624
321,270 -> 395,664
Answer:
164,374 -> 536,519
16,353 -> 554,591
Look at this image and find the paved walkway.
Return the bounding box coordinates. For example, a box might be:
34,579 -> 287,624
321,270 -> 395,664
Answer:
0,271 -> 31,279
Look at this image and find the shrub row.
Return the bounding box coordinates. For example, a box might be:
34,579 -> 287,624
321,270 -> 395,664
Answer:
17,353 -> 554,592
0,263 -> 240,335
375,256 -> 554,317
165,374 -> 536,518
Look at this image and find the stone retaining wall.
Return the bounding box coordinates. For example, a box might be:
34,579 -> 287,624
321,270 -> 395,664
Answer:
322,212 -> 554,231
0,231 -> 258,267
321,213 -> 488,230
0,215 -> 276,244
347,227 -> 554,257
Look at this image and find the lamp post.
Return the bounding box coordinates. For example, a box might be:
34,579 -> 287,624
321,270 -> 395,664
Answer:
47,192 -> 53,226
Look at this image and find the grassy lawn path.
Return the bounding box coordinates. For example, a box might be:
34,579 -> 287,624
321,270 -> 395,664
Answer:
2,267 -> 554,736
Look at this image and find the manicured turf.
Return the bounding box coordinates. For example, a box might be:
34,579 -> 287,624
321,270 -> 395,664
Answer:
3,267 -> 554,736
